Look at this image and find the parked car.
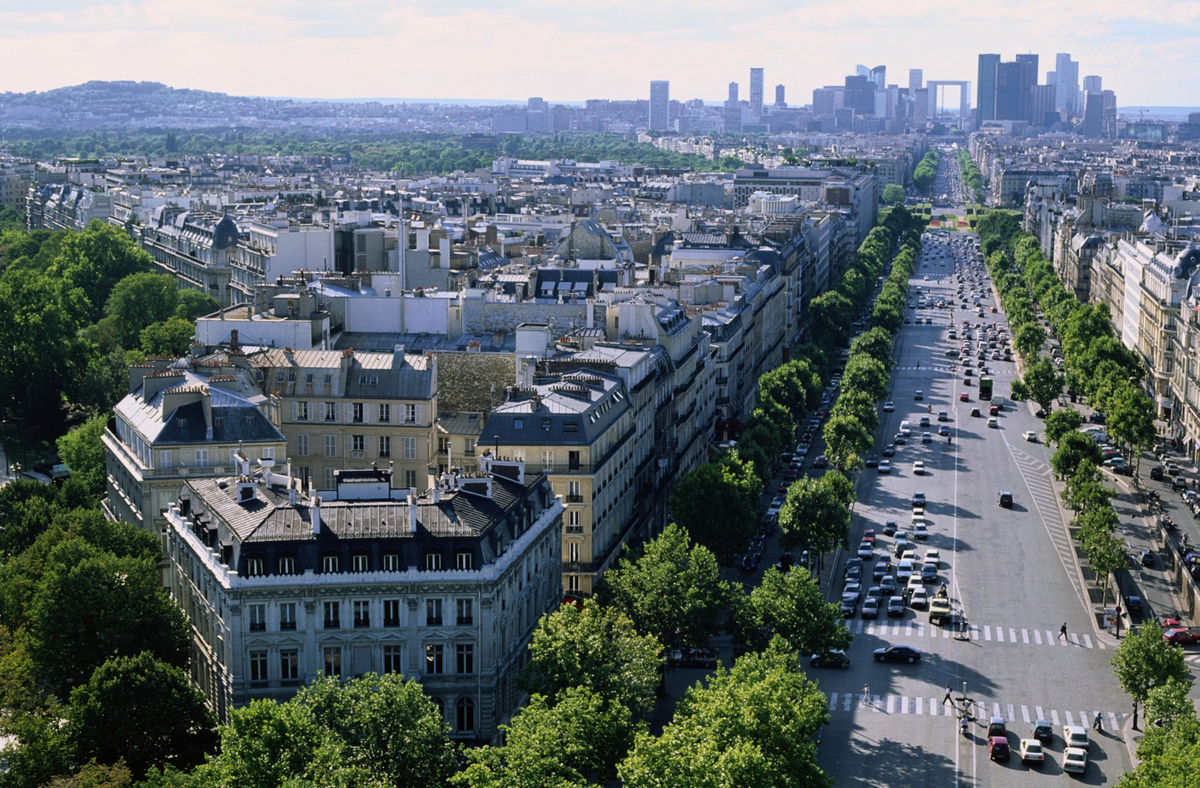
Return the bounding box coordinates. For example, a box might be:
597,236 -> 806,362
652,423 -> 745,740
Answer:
873,644 -> 921,662
1164,628 -> 1200,645
809,649 -> 850,668
988,736 -> 1010,762
998,491 -> 1013,508
668,647 -> 719,669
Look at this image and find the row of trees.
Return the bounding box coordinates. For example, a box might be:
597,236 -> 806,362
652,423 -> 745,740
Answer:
0,222 -> 219,432
912,148 -> 941,193
955,150 -> 984,204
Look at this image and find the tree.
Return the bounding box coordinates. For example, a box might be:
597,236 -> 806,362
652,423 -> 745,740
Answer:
1116,716 -> 1200,788
599,525 -> 731,651
66,652 -> 217,778
1145,677 -> 1197,731
520,600 -> 663,716
50,221 -> 153,323
758,366 -> 806,418
736,567 -> 851,656
1112,621 -> 1191,722
777,475 -> 851,555
840,355 -> 888,402
55,413 -> 109,501
1107,386 -> 1157,472
821,414 -> 871,471
24,546 -> 190,698
1014,323 -> 1045,358
618,639 -> 831,788
1023,358 -> 1064,412
1051,432 -> 1104,481
1080,522 -> 1125,605
881,184 -> 906,205
669,455 -> 761,563
806,291 -> 853,352
104,272 -> 180,348
1044,408 -> 1083,446
455,687 -> 640,788
829,389 -> 879,434
140,318 -> 196,357
42,760 -> 135,788
175,289 -> 220,322
848,327 -> 894,370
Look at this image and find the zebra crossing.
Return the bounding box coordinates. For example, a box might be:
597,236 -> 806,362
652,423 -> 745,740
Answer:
849,617 -> 1107,650
830,691 -> 1127,731
892,365 -> 1017,376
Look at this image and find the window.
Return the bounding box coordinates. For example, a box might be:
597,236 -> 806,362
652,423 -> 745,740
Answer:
249,651 -> 268,686
279,602 -> 297,630
280,649 -> 299,683
194,449 -> 209,467
323,600 -> 340,628
261,447 -> 275,460
456,644 -> 475,674
351,435 -> 365,453
158,450 -> 173,469
456,598 -> 473,626
456,551 -> 473,571
296,434 -> 309,456
297,402 -> 311,421
352,403 -> 364,423
456,697 -> 475,733
465,439 -> 475,453
323,647 -> 342,677
383,599 -> 401,627
567,480 -> 580,501
324,374 -> 333,386
405,470 -> 417,488
382,552 -> 400,572
403,437 -> 417,460
514,418 -> 523,430
541,450 -> 553,469
378,436 -> 390,458
566,575 -> 580,594
438,437 -> 450,454
425,644 -> 444,674
278,555 -> 296,576
353,600 -> 370,628
325,468 -> 336,490
248,603 -> 266,631
246,557 -> 264,577
383,645 -> 403,674
351,553 -> 369,572
324,435 -> 337,457
405,404 -> 418,423
425,552 -> 443,572
568,450 -> 581,470
378,404 -> 390,423
426,598 -> 442,626
322,554 -> 339,573
567,510 -> 581,532
323,402 -> 337,421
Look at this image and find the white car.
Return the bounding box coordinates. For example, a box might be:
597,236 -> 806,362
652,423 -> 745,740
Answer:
857,541 -> 874,559
878,459 -> 891,474
1019,739 -> 1045,765
1063,746 -> 1088,774
883,401 -> 895,412
913,461 -> 925,475
1063,725 -> 1089,750
924,548 -> 940,565
913,523 -> 928,540
1022,430 -> 1037,442
910,587 -> 929,608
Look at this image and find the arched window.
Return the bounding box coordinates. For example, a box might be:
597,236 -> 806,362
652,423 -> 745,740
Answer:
455,697 -> 475,734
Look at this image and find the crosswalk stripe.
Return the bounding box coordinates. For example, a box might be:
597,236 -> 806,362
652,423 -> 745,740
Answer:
1010,627 -> 1018,642
1109,713 -> 1120,730
1022,629 -> 1030,644
984,625 -> 992,640
1008,704 -> 1015,722
993,702 -> 1002,719
1051,710 -> 1060,726
996,626 -> 1004,642
1046,630 -> 1055,644
1065,711 -> 1075,727
1021,705 -> 1030,724
844,693 -> 852,711
1034,629 -> 1042,645
830,693 -> 838,711
901,696 -> 910,714
1070,633 -> 1080,647
1035,706 -> 1044,721
874,695 -> 883,713
916,697 -> 924,715
1082,634 -> 1093,649
1097,638 -> 1106,650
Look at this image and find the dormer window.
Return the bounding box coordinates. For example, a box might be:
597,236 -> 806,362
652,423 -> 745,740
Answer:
246,556 -> 264,577
456,550 -> 474,570
322,554 -> 340,573
425,552 -> 443,571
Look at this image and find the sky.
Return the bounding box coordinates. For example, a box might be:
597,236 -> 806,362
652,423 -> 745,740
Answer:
1,0 -> 1198,107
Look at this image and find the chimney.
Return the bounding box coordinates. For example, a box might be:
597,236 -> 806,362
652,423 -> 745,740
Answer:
439,236 -> 452,269
393,344 -> 406,368
311,496 -> 321,534
230,329 -> 239,350
408,493 -> 418,533
288,483 -> 297,506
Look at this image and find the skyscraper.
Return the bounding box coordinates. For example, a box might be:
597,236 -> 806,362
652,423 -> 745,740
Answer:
976,54 -> 1000,127
1081,91 -> 1103,137
774,84 -> 786,108
870,65 -> 886,90
750,68 -> 764,118
648,80 -> 670,131
1083,75 -> 1102,93
1055,53 -> 1079,114
728,82 -> 739,103
1015,54 -> 1038,121
993,61 -> 1024,120
909,69 -> 923,92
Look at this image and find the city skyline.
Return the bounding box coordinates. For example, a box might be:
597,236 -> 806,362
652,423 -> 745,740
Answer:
0,1 -> 1198,107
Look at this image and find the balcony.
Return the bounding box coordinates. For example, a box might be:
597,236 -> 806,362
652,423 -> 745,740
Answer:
565,494 -> 585,503
456,616 -> 474,626
323,619 -> 340,629
565,524 -> 584,534
280,621 -> 297,631
249,622 -> 266,632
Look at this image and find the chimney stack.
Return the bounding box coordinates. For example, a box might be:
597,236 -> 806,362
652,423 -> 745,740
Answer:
311,496 -> 322,534
408,493 -> 418,533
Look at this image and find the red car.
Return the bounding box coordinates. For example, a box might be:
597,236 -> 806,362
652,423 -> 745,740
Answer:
988,736 -> 1011,761
1164,628 -> 1200,645
862,528 -> 876,544
812,455 -> 828,469
959,392 -> 971,402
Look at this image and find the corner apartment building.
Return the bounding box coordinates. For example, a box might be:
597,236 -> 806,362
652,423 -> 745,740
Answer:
163,458 -> 562,741
246,347 -> 437,495
731,167 -> 876,244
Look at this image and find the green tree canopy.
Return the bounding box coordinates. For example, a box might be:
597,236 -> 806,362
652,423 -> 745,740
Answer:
1023,358 -> 1064,412
104,272 -> 180,348
881,184 -> 906,205
50,221 -> 153,324
669,454 -> 762,563
174,289 -> 221,322
736,567 -> 851,656
140,317 -> 196,357
1111,621 -> 1191,715
777,474 -> 851,554
1052,432 -> 1104,481
1043,408 -> 1083,446
55,413 -> 109,501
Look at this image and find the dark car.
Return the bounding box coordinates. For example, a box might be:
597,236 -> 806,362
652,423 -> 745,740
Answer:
882,444 -> 896,457
1035,408 -> 1047,418
740,553 -> 761,572
865,455 -> 879,468
873,644 -> 922,663
1127,595 -> 1144,615
1141,550 -> 1156,567
812,455 -> 828,469
809,649 -> 850,668
1032,720 -> 1054,743
883,519 -> 898,536
886,596 -> 906,617
1090,411 -> 1107,424
988,736 -> 1011,762
998,491 -> 1013,508
1151,466 -> 1165,481
668,647 -> 719,669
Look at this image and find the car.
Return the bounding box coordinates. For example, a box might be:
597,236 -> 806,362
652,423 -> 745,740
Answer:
1141,550 -> 1155,567
1127,595 -> 1144,615
912,491 -> 926,507
970,406 -> 982,417
914,390 -> 923,400
913,460 -> 926,475
861,596 -> 881,618
873,644 -> 921,662
1150,466 -> 1165,480
998,491 -> 1013,508
937,410 -> 949,422
893,433 -> 907,445
960,392 -> 971,402
1063,746 -> 1088,774
809,649 -> 850,668
857,541 -> 874,559
937,425 -> 950,437
988,736 -> 1010,762
862,528 -> 876,544
922,432 -> 932,443
883,401 -> 895,412
886,596 -> 907,617
919,416 -> 931,428
882,444 -> 895,457
872,561 -> 889,581
1164,628 -> 1200,645
668,647 -> 719,669
879,575 -> 897,594
920,561 -> 937,581
896,559 -> 915,582
865,455 -> 879,468
1090,411 -> 1107,424
987,417 -> 998,428
910,587 -> 930,608
1063,725 -> 1089,750
988,716 -> 1007,737
1023,430 -> 1037,442
878,459 -> 891,474
740,553 -> 761,572
1032,719 -> 1054,743
883,519 -> 898,535
1035,408 -> 1047,418
839,596 -> 857,616
1019,739 -> 1044,765
812,455 -> 828,469
914,523 -> 929,540
988,404 -> 1000,416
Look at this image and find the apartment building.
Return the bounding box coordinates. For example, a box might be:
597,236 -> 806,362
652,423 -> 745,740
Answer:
246,346 -> 438,495
163,458 -> 562,741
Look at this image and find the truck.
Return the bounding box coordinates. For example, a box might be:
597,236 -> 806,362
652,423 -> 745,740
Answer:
929,597 -> 952,626
978,376 -> 993,401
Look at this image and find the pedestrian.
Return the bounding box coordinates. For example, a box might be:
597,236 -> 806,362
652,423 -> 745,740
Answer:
1093,712 -> 1103,732
1059,622 -> 1068,641
942,685 -> 953,706
861,683 -> 871,706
